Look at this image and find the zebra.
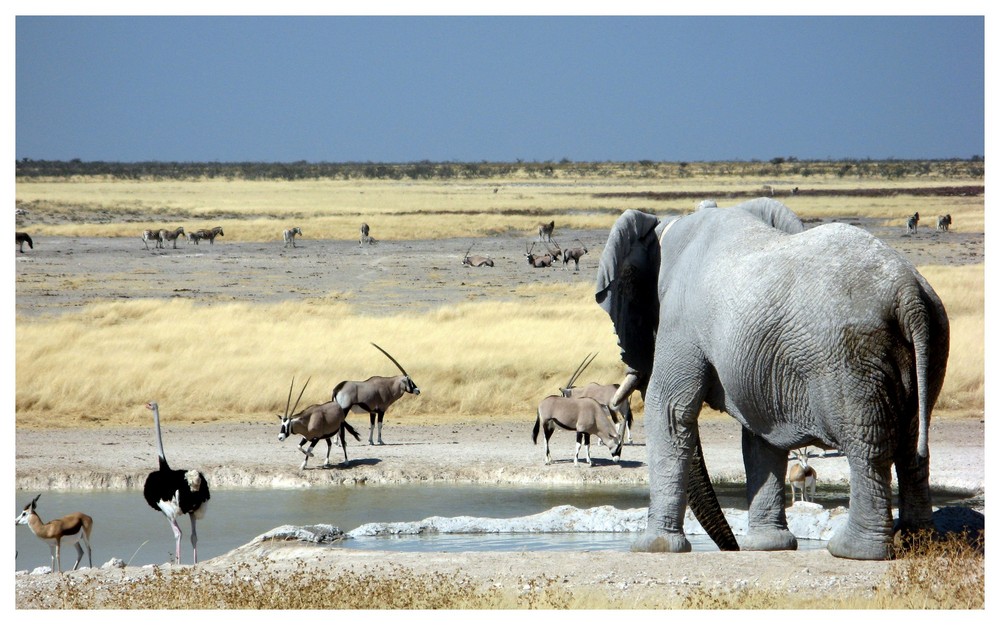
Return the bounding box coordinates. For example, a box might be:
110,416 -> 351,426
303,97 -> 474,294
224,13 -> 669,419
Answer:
16,232 -> 33,253
142,229 -> 164,250
159,227 -> 186,249
937,214 -> 952,232
906,212 -> 920,234
191,226 -> 224,245
283,227 -> 302,248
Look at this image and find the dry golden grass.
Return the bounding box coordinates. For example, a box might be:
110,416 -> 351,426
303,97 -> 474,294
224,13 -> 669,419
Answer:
16,174 -> 984,240
14,262 -> 981,428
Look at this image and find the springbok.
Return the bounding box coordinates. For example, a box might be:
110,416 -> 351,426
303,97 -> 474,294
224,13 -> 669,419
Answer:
278,378 -> 362,469
159,227 -> 187,249
525,242 -> 555,268
537,220 -> 555,242
142,229 -> 164,250
937,214 -> 952,231
16,494 -> 93,573
462,243 -> 494,267
283,227 -> 302,248
16,231 -> 33,253
561,239 -> 589,271
532,395 -> 622,466
559,352 -> 634,444
332,343 -> 420,446
788,448 -> 818,503
906,212 -> 920,234
190,226 -> 224,245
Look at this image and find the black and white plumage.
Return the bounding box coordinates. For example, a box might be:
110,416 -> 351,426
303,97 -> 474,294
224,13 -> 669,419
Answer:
142,401 -> 210,564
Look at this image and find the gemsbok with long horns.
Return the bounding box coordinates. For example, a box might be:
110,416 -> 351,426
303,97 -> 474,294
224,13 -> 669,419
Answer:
332,343 -> 421,446
278,377 -> 362,469
159,227 -> 187,249
283,226 -> 302,248
462,243 -> 494,267
142,229 -> 164,250
532,395 -> 622,466
559,352 -> 634,444
562,239 -> 589,271
525,242 -> 556,268
16,495 -> 93,573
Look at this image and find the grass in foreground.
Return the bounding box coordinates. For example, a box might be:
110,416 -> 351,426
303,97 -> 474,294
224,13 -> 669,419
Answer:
33,532 -> 983,609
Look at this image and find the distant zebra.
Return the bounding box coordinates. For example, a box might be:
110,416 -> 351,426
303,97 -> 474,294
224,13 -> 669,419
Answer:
283,227 -> 302,248
16,232 -> 33,253
936,214 -> 952,232
159,227 -> 186,249
906,212 -> 920,234
190,226 -> 224,245
142,229 -> 164,250
359,223 -> 374,247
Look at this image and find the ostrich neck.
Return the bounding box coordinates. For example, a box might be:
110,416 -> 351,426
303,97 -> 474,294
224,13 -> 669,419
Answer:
152,406 -> 169,467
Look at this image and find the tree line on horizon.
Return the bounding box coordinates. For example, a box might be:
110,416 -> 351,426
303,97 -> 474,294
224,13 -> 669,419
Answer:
14,156 -> 984,182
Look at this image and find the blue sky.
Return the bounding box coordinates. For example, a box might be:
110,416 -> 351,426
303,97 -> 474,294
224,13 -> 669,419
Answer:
14,14 -> 986,163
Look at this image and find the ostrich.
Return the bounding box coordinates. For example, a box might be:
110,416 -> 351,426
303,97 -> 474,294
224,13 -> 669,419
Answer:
142,401 -> 211,564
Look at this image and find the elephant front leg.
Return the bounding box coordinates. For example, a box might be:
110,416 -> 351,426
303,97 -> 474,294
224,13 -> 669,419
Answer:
631,373 -> 702,553
740,429 -> 797,551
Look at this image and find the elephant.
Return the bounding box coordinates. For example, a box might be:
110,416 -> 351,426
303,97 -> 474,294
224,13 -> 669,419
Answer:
595,198 -> 949,560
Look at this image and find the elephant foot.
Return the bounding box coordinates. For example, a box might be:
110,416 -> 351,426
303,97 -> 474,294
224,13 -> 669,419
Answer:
739,528 -> 797,551
630,532 -> 692,553
828,526 -> 893,560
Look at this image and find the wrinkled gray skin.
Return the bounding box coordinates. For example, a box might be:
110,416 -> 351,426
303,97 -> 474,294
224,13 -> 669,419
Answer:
595,198 -> 949,560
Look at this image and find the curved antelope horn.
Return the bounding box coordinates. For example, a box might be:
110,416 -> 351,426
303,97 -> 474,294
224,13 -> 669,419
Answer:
371,343 -> 409,377
464,243 -> 474,257
31,494 -> 41,507
287,376 -> 311,417
565,352 -> 598,389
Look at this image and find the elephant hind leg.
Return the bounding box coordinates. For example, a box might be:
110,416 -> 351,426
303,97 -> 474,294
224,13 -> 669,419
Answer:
740,429 -> 797,551
828,455 -> 895,560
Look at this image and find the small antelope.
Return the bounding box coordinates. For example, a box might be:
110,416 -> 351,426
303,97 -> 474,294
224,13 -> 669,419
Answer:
333,343 -> 421,446
561,239 -> 589,271
532,395 -> 622,466
788,448 -> 818,503
560,352 -> 634,444
159,227 -> 187,249
278,378 -> 362,469
906,212 -> 920,234
16,494 -> 93,573
537,220 -> 555,242
16,231 -> 33,253
190,226 -> 224,245
462,243 -> 494,267
937,214 -> 952,231
142,229 -> 164,250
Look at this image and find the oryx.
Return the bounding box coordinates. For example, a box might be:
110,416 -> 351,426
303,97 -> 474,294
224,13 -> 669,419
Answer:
562,239 -> 589,271
332,343 -> 421,446
532,395 -> 622,466
559,352 -> 634,444
525,242 -> 556,268
277,377 -> 362,469
462,243 -> 494,267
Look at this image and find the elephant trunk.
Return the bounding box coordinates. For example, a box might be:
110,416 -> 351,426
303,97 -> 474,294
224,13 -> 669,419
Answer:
687,432 -> 740,551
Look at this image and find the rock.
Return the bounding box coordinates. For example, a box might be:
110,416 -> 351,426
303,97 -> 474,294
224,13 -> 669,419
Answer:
255,524 -> 345,544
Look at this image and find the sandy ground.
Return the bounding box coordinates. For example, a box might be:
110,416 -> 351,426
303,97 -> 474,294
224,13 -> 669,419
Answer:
13,213 -> 985,608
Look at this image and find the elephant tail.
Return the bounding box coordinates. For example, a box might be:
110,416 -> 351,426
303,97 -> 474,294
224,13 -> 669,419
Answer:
688,432 -> 739,551
898,280 -> 949,459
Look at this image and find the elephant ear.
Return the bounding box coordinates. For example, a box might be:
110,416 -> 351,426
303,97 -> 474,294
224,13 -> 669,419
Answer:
733,197 -> 805,234
595,209 -> 662,378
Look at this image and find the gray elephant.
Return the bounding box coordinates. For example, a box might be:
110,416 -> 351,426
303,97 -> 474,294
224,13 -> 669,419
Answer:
595,198 -> 949,560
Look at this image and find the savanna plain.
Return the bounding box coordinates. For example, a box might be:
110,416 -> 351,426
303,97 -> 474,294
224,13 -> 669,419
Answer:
13,162 -> 985,609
